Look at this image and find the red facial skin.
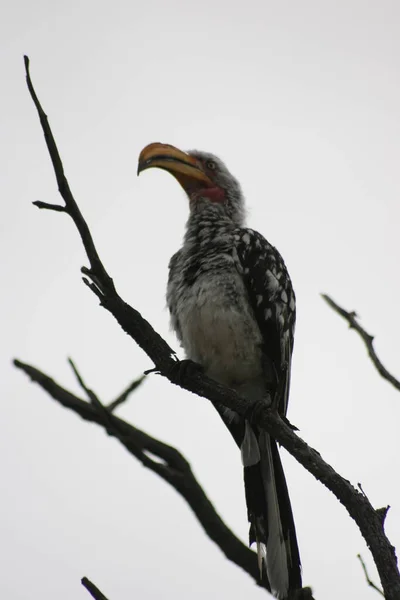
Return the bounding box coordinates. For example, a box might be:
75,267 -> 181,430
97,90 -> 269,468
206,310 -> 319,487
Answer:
192,186 -> 225,203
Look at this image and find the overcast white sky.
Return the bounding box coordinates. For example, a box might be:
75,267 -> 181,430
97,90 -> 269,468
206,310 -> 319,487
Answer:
2,1 -> 400,598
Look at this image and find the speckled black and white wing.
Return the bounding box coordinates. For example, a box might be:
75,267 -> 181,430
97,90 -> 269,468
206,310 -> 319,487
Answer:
234,228 -> 296,417
167,249 -> 184,343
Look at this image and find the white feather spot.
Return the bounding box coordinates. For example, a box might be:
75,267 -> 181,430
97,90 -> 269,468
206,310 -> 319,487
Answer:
281,290 -> 288,303
264,308 -> 272,320
289,295 -> 295,311
266,270 -> 279,292
256,540 -> 267,579
242,233 -> 251,245
256,294 -> 263,306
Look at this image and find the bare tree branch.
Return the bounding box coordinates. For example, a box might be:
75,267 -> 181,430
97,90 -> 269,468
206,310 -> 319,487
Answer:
24,55 -> 175,370
81,577 -> 110,600
14,358 -> 271,592
107,375 -> 146,412
24,55 -> 115,296
322,294 -> 400,392
357,555 -> 384,596
21,56 -> 400,599
33,200 -> 66,212
68,357 -> 99,405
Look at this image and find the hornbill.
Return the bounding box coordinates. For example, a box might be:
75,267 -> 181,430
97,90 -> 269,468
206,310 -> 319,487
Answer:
138,142 -> 302,599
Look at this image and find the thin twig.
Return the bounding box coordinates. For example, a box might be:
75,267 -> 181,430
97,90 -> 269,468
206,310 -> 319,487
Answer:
24,55 -> 115,295
68,358 -> 139,439
33,200 -> 66,212
81,577 -> 110,600
357,555 -> 384,596
107,375 -> 146,412
322,294 -> 400,392
68,358 -> 99,405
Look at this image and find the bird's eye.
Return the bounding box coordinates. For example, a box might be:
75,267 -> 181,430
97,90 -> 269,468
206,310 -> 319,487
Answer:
206,160 -> 216,170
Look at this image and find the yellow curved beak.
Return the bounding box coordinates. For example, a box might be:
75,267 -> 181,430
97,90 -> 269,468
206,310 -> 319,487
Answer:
137,142 -> 213,190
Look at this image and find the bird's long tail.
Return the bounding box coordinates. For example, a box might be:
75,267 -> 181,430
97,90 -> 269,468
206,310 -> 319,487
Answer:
242,421 -> 302,599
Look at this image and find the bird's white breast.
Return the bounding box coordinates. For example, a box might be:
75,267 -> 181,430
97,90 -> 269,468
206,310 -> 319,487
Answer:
176,272 -> 263,387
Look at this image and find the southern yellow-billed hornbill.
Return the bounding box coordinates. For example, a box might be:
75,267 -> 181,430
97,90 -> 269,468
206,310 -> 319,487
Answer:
138,142 -> 301,599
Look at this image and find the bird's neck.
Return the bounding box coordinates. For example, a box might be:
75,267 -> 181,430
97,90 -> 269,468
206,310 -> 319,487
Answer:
184,202 -> 234,247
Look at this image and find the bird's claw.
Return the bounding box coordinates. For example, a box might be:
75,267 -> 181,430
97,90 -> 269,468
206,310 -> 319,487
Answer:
244,398 -> 269,426
244,399 -> 299,432
167,359 -> 204,385
144,367 -> 161,376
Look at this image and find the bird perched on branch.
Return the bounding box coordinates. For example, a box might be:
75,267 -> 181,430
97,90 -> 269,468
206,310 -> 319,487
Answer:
138,142 -> 302,599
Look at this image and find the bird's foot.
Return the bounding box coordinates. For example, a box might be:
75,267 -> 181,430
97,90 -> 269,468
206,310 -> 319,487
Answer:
244,400 -> 299,432
244,398 -> 269,427
167,359 -> 204,385
144,366 -> 161,376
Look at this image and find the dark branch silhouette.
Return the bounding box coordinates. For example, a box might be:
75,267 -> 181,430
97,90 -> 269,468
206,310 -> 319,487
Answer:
357,555 -> 384,597
81,577 -> 110,600
14,358 -> 269,591
107,376 -> 146,412
322,294 -> 400,392
19,56 -> 400,599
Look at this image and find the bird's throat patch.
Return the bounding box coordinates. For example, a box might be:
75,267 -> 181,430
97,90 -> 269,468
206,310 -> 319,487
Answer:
194,187 -> 225,203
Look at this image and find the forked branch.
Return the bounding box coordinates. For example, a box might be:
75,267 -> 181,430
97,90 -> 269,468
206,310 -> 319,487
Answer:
14,358 -> 269,591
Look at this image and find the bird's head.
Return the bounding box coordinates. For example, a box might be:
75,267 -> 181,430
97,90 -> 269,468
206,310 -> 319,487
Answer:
137,142 -> 245,225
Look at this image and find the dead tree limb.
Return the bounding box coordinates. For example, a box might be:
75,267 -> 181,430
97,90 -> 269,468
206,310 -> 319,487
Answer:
81,577 -> 110,600
20,56 -> 400,599
322,294 -> 400,392
14,358 -> 270,591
